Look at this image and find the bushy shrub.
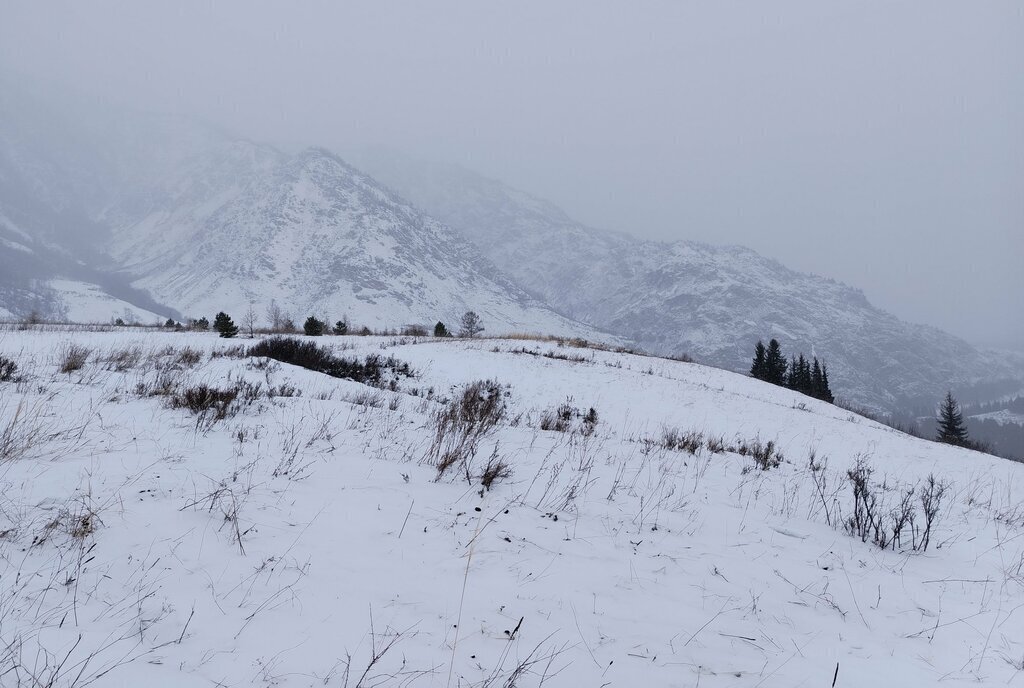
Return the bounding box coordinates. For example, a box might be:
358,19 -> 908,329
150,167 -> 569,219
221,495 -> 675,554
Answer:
247,337 -> 413,386
0,356 -> 17,382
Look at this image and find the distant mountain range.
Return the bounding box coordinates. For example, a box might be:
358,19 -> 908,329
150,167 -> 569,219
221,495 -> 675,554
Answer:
0,87 -> 1020,412
350,150 -> 1024,413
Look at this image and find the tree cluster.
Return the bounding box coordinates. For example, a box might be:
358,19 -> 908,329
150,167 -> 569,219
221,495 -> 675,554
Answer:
750,338 -> 834,403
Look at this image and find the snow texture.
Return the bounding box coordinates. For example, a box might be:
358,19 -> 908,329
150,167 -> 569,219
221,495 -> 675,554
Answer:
1,327 -> 1022,687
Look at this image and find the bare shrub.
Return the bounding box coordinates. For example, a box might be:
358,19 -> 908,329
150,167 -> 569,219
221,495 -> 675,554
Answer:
427,379 -> 507,481
100,345 -> 144,372
540,402 -> 573,432
918,473 -> 947,552
661,427 -> 704,454
175,347 -> 203,367
170,380 -> 261,426
58,343 -> 91,373
171,385 -> 238,420
842,457 -> 946,552
539,400 -> 598,435
735,438 -> 782,470
479,446 -> 512,490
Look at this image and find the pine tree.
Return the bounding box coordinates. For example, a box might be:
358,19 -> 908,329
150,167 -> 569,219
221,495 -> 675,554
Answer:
303,316 -> 325,336
213,312 -> 238,338
820,362 -> 834,403
765,339 -> 788,386
333,320 -> 348,335
936,391 -> 969,446
750,341 -> 767,380
434,321 -> 450,337
786,354 -> 799,389
811,358 -> 824,398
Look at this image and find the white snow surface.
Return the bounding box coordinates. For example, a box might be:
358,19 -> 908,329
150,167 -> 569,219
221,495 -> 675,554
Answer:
44,280 -> 165,325
0,328 -> 1022,687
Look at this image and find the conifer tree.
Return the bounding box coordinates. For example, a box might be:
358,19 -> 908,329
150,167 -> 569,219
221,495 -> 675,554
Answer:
434,321 -> 450,337
303,316 -> 325,336
819,362 -> 834,403
333,320 -> 348,335
750,341 -> 767,380
213,312 -> 238,338
936,391 -> 969,446
786,355 -> 799,389
765,339 -> 788,385
811,358 -> 824,398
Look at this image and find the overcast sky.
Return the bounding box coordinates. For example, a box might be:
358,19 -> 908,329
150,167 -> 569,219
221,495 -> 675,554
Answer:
2,1 -> 1022,346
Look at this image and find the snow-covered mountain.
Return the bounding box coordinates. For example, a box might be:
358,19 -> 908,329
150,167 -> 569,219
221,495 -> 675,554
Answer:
0,90 -> 602,337
349,150 -> 1024,413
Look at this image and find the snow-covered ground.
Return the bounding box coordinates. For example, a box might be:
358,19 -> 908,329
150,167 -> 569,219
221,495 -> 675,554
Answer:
0,328 -> 1022,687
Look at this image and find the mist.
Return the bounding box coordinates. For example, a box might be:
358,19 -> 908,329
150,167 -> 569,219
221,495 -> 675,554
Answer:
2,1 -> 1021,346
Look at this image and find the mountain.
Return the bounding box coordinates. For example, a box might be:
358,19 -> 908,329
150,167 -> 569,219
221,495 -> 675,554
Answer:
0,90 -> 604,338
348,150 -> 1024,413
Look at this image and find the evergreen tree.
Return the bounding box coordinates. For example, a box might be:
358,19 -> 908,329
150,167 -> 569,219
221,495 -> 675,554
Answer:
213,312 -> 238,338
303,316 -> 325,336
786,354 -> 799,389
810,358 -> 824,398
936,391 -> 969,446
332,320 -> 348,335
434,321 -> 450,337
750,341 -> 767,380
764,339 -> 788,385
819,362 -> 834,403
795,354 -> 812,394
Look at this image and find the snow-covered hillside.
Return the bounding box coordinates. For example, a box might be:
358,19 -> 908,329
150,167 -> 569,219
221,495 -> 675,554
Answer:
351,151 -> 1024,413
1,327 -> 1022,686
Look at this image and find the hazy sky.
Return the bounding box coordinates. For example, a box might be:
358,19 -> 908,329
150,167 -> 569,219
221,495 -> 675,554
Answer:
2,1 -> 1022,345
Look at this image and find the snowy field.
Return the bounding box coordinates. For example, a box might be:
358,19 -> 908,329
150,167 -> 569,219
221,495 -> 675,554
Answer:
0,328 -> 1022,687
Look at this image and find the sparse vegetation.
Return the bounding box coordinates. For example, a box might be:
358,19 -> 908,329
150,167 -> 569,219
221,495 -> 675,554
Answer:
426,379 -> 507,480
58,343 -> 91,373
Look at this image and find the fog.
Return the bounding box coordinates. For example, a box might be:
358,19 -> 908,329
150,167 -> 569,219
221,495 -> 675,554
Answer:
2,1 -> 1021,346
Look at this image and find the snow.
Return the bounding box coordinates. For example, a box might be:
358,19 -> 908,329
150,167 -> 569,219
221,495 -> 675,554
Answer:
45,280 -> 165,324
0,328 -> 1022,687
970,409 -> 1024,427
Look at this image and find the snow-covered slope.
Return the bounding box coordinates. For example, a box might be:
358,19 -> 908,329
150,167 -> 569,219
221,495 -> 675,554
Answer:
1,328 -> 1021,686
350,151 -> 1024,413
